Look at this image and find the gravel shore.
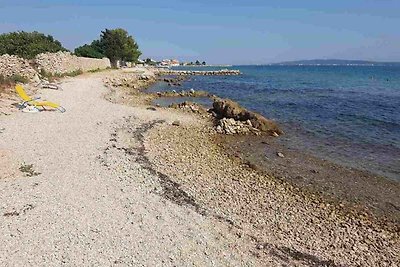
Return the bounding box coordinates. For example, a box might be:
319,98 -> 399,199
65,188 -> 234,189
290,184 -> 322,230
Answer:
0,69 -> 262,266
145,120 -> 400,266
1,67 -> 399,266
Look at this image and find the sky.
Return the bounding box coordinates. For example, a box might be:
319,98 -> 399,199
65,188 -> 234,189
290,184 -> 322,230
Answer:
0,0 -> 399,64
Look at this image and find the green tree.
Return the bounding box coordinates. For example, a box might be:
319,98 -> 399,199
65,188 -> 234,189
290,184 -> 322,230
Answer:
195,60 -> 201,65
100,28 -> 141,67
74,40 -> 104,58
0,31 -> 67,59
202,61 -> 206,65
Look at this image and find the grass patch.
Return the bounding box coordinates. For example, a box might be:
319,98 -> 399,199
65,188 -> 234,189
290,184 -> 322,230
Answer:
0,74 -> 29,85
65,69 -> 84,77
0,74 -> 29,95
39,68 -> 84,82
19,163 -> 41,177
39,69 -> 56,82
88,67 -> 112,73
88,68 -> 102,73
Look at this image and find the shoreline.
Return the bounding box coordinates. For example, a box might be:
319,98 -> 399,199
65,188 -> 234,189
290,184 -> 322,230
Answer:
108,66 -> 399,226
215,134 -> 400,226
142,111 -> 398,266
104,67 -> 399,263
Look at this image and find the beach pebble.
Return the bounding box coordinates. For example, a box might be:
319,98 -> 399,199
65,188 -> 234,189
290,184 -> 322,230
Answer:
277,152 -> 285,158
256,244 -> 264,250
172,121 -> 181,126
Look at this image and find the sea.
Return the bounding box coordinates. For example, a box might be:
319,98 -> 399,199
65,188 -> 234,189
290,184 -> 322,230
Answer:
149,65 -> 400,181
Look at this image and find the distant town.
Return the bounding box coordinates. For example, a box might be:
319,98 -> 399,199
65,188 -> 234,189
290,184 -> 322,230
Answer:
137,58 -> 207,67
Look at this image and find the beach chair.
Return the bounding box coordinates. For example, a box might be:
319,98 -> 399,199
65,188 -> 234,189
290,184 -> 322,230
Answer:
15,84 -> 66,113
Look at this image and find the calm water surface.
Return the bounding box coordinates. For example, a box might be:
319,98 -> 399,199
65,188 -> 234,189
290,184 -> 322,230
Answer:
149,65 -> 400,181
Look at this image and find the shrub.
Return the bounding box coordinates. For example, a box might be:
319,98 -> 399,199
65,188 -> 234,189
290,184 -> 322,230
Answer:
100,28 -> 141,67
75,28 -> 141,67
74,40 -> 105,59
66,69 -> 83,77
0,31 -> 67,59
0,74 -> 29,85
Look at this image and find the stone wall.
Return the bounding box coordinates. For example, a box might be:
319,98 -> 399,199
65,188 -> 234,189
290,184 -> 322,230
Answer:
0,54 -> 38,80
35,51 -> 111,74
0,52 -> 110,81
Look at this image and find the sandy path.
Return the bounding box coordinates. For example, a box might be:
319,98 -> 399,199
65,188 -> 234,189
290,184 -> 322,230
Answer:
0,74 -> 262,266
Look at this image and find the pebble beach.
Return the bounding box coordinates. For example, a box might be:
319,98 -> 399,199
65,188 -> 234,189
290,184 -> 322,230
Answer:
0,67 -> 399,266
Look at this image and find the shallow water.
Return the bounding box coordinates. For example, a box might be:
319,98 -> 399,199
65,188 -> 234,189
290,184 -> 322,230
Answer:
150,65 -> 400,181
153,96 -> 213,108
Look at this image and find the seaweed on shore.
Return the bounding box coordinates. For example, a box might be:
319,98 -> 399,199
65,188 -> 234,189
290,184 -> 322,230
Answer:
19,163 -> 41,177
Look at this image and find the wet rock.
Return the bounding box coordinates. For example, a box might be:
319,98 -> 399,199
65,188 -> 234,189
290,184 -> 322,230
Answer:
160,69 -> 241,76
169,101 -> 207,114
156,90 -> 209,98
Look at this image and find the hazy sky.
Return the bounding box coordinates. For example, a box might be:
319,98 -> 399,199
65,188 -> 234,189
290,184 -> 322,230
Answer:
0,0 -> 399,64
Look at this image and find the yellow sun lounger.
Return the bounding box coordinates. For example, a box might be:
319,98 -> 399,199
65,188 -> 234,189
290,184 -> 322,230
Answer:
15,84 -> 66,113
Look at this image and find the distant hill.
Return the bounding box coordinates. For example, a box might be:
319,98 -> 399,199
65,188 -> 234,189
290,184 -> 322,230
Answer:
272,59 -> 400,66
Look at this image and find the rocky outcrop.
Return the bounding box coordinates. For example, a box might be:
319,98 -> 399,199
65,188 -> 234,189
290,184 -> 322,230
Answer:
0,54 -> 38,80
35,51 -> 111,74
161,76 -> 188,86
168,101 -> 208,114
103,70 -> 157,90
216,118 -> 260,135
161,69 -> 241,76
155,89 -> 210,98
212,98 -> 282,135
